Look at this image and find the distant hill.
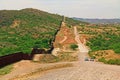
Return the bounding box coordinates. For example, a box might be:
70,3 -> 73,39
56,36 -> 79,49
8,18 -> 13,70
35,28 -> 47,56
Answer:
0,8 -> 84,56
73,18 -> 120,24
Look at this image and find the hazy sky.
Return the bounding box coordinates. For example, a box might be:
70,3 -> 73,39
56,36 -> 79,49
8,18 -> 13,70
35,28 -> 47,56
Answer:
0,0 -> 120,18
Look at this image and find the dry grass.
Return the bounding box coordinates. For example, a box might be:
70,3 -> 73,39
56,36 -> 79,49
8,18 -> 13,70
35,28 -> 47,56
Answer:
33,53 -> 78,63
33,54 -> 60,63
58,52 -> 78,61
0,65 -> 13,76
89,50 -> 120,61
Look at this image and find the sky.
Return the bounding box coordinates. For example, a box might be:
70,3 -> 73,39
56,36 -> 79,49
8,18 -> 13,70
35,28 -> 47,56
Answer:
0,0 -> 120,19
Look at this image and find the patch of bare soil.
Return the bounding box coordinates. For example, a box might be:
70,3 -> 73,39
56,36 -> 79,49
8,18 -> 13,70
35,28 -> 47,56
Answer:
0,60 -> 42,80
28,26 -> 120,80
53,22 -> 76,49
0,60 -> 73,80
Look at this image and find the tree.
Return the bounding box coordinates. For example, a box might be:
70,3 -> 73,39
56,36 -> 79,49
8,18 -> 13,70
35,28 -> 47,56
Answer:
70,44 -> 78,50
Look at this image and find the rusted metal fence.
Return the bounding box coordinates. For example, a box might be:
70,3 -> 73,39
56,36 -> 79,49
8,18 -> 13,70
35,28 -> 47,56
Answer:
0,49 -> 47,68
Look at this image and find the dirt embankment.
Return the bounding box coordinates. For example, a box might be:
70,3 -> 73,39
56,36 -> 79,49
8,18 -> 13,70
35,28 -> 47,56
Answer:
30,26 -> 120,80
53,22 -> 76,49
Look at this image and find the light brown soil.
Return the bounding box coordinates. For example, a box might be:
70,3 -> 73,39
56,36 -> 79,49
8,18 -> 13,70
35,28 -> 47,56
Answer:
28,26 -> 120,80
53,22 -> 76,49
0,60 -> 42,80
0,61 -> 73,80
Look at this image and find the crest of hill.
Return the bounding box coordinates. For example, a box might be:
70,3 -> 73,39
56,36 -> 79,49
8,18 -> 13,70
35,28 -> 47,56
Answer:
0,8 -> 86,56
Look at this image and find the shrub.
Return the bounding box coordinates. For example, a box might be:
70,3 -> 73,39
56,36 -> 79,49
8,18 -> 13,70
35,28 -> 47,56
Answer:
70,44 -> 78,50
0,8 -> 84,56
107,59 -> 120,65
98,57 -> 107,63
107,59 -> 116,64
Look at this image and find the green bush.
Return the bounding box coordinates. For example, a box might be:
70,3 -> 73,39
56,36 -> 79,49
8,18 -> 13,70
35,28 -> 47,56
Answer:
98,57 -> 107,63
87,34 -> 120,53
70,44 -> 78,50
0,8 -> 84,56
107,59 -> 120,65
99,58 -> 120,65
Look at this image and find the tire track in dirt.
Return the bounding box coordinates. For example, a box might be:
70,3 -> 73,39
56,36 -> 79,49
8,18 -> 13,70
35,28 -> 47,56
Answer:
59,36 -> 67,43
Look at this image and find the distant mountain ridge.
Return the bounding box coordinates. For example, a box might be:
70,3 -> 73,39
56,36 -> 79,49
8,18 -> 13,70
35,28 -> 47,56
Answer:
73,18 -> 120,24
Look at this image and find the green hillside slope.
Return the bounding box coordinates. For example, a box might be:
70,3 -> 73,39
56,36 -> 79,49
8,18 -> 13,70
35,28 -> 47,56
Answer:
77,24 -> 120,53
0,8 -> 84,56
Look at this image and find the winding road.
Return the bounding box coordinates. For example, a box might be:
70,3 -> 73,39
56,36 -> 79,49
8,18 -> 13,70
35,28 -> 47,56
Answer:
29,26 -> 120,80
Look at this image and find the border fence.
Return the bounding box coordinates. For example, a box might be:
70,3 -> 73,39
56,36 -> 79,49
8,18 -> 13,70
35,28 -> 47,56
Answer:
0,48 -> 47,68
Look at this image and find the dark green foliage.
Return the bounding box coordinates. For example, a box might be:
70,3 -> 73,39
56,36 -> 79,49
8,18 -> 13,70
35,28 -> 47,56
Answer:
107,59 -> 116,64
0,8 -> 83,56
98,58 -> 120,65
33,39 -> 50,49
70,44 -> 78,50
107,59 -> 120,65
87,32 -> 120,53
85,24 -> 120,65
98,57 -> 107,63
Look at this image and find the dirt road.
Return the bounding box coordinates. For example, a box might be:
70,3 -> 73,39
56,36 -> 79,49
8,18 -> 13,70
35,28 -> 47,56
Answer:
26,26 -> 120,80
59,36 -> 67,43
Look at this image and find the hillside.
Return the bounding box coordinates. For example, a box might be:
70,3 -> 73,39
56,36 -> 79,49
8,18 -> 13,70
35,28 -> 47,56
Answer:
0,8 -> 84,56
74,18 -> 120,24
77,24 -> 120,64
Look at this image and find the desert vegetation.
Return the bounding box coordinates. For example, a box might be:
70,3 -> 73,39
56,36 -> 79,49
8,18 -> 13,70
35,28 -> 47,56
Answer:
78,24 -> 120,53
0,8 -> 84,56
34,52 -> 78,63
70,44 -> 78,50
78,24 -> 120,65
